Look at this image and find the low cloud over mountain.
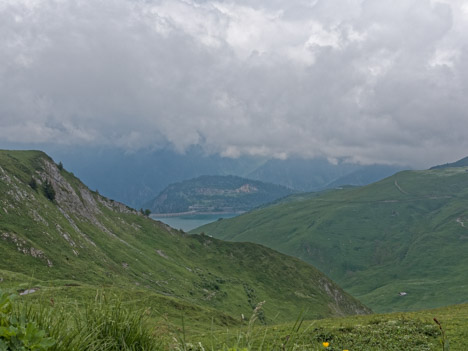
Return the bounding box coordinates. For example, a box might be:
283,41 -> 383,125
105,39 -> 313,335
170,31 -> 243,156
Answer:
1,0 -> 467,167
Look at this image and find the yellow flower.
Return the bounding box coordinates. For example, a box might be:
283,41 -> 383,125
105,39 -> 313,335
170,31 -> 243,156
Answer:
322,342 -> 330,347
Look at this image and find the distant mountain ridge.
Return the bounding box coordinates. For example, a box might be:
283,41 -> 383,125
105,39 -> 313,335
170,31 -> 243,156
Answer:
0,149 -> 369,326
430,155 -> 468,169
144,175 -> 295,214
324,164 -> 407,189
35,145 -> 406,208
247,158 -> 406,192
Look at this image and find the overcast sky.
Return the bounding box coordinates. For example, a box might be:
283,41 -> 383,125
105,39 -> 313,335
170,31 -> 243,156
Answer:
1,0 -> 467,167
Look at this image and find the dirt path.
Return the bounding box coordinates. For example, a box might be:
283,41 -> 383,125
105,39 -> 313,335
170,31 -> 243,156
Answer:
394,180 -> 409,195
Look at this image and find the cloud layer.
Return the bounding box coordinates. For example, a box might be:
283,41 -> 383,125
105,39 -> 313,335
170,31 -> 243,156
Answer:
1,0 -> 467,166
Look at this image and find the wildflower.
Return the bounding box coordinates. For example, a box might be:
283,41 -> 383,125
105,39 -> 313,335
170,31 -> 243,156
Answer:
322,342 -> 330,347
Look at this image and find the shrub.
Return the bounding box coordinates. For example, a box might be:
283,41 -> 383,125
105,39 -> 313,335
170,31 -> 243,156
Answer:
28,178 -> 37,191
140,209 -> 151,216
0,291 -> 55,350
42,180 -> 55,202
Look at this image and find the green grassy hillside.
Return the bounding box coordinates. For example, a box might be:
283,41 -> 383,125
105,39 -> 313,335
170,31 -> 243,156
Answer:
143,175 -> 294,214
0,150 -> 369,328
194,167 -> 468,313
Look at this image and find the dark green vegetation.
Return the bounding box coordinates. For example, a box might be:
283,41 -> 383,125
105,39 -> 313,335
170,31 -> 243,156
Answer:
1,291 -> 55,350
0,150 -> 369,333
42,180 -> 55,202
144,175 -> 294,214
194,167 -> 468,313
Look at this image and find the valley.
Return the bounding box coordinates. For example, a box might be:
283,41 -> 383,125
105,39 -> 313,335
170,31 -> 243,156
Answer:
1,149 -> 467,350
40,147 -> 405,209
0,151 -> 368,325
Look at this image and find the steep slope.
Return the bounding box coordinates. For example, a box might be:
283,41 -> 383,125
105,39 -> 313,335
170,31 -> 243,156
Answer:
0,150 -> 369,326
194,168 -> 468,313
144,175 -> 295,214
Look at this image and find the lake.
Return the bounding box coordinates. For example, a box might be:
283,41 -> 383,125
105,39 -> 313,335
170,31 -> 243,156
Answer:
150,213 -> 239,232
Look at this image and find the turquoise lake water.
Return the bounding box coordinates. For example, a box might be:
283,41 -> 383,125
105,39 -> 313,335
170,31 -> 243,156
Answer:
150,213 -> 239,232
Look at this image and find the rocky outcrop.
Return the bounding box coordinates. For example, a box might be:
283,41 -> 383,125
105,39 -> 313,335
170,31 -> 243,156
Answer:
1,232 -> 53,267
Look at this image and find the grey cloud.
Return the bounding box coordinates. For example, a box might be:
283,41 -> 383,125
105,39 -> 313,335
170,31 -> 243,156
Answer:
0,0 -> 467,167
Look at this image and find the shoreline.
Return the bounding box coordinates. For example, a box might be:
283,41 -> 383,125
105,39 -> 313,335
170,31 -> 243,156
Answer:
150,211 -> 245,218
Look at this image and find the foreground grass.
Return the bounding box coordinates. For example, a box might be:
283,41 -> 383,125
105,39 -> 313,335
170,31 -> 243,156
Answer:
193,310 -> 443,351
3,288 -> 467,351
2,290 -> 161,350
